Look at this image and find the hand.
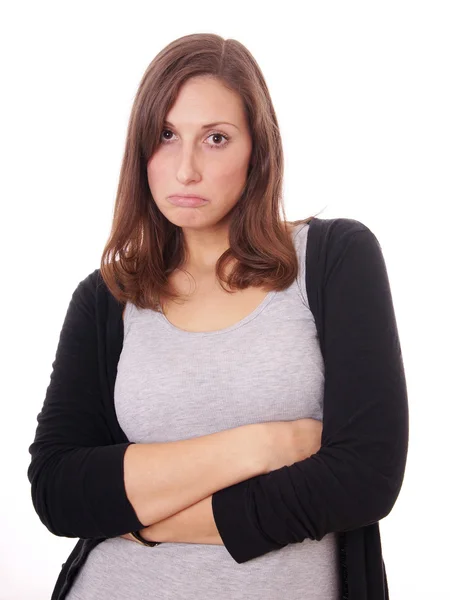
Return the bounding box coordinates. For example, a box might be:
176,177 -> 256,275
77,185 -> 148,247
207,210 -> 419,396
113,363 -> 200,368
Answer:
260,418 -> 323,474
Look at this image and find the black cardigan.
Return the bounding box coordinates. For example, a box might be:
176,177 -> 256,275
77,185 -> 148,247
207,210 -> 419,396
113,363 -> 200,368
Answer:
27,216 -> 409,600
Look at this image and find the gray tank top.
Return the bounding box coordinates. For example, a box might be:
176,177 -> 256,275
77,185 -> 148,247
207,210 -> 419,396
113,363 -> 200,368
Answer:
66,222 -> 340,600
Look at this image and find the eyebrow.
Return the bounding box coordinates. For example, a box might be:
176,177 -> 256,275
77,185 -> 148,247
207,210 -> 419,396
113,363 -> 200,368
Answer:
163,120 -> 239,131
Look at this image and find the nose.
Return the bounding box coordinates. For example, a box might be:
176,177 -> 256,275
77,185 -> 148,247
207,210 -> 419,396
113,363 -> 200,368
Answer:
176,145 -> 201,182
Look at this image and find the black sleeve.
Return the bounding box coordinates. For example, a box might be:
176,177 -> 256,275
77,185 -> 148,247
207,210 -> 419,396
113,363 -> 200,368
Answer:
211,227 -> 409,563
27,274 -> 145,539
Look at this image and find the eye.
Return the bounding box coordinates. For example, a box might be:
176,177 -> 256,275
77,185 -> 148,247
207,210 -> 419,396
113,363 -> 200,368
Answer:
206,132 -> 230,148
160,129 -> 230,149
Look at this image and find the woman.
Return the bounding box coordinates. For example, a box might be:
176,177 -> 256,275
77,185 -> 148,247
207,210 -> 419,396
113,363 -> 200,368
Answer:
28,33 -> 408,600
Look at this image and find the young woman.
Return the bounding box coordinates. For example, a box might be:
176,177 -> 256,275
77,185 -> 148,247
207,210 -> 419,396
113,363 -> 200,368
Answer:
28,32 -> 408,600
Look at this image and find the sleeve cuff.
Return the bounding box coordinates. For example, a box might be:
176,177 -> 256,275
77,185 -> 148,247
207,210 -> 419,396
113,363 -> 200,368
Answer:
86,442 -> 145,537
211,477 -> 287,563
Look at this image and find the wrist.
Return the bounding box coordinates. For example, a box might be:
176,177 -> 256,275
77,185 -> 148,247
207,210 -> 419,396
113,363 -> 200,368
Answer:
130,527 -> 162,546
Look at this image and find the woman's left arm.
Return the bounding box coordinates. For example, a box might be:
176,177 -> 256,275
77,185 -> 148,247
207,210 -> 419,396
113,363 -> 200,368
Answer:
209,227 -> 409,564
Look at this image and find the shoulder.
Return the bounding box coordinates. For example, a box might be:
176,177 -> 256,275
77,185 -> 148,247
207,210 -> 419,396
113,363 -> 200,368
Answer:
306,217 -> 384,285
73,268 -> 102,293
309,216 -> 373,237
69,268 -> 105,309
71,268 -> 124,322
308,216 -> 380,252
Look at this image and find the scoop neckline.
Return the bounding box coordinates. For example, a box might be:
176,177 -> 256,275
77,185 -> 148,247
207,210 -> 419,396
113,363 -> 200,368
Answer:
155,287 -> 277,337
154,222 -> 307,337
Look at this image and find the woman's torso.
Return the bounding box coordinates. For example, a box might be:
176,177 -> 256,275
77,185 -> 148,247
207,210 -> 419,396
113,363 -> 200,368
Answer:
65,221 -> 341,600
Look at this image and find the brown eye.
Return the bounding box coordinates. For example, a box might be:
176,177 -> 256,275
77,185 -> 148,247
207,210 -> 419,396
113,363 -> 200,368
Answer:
161,129 -> 173,141
209,133 -> 227,146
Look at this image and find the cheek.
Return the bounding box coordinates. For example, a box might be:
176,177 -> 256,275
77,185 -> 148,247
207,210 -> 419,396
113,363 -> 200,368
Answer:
147,155 -> 162,177
211,156 -> 249,182
146,160 -> 171,192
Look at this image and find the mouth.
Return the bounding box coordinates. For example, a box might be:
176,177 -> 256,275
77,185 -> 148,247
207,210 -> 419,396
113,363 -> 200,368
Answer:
167,196 -> 209,207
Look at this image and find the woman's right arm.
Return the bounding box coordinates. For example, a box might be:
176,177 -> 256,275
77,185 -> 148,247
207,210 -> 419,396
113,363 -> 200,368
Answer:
123,424 -> 265,527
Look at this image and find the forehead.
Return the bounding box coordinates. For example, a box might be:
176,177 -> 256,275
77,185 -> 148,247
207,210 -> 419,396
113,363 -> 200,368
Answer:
165,78 -> 246,127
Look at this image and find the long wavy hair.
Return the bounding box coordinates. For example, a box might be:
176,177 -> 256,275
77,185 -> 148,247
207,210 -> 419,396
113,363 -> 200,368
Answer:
100,33 -> 324,311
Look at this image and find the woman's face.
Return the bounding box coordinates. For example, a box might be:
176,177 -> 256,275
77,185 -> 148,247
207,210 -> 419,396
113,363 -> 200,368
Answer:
147,76 -> 253,233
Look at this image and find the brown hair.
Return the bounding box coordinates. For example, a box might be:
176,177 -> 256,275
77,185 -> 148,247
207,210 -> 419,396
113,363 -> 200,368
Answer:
100,33 -> 324,311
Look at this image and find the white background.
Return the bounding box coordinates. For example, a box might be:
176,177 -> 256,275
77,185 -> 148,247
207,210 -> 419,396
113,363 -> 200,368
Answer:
2,1 -> 449,598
